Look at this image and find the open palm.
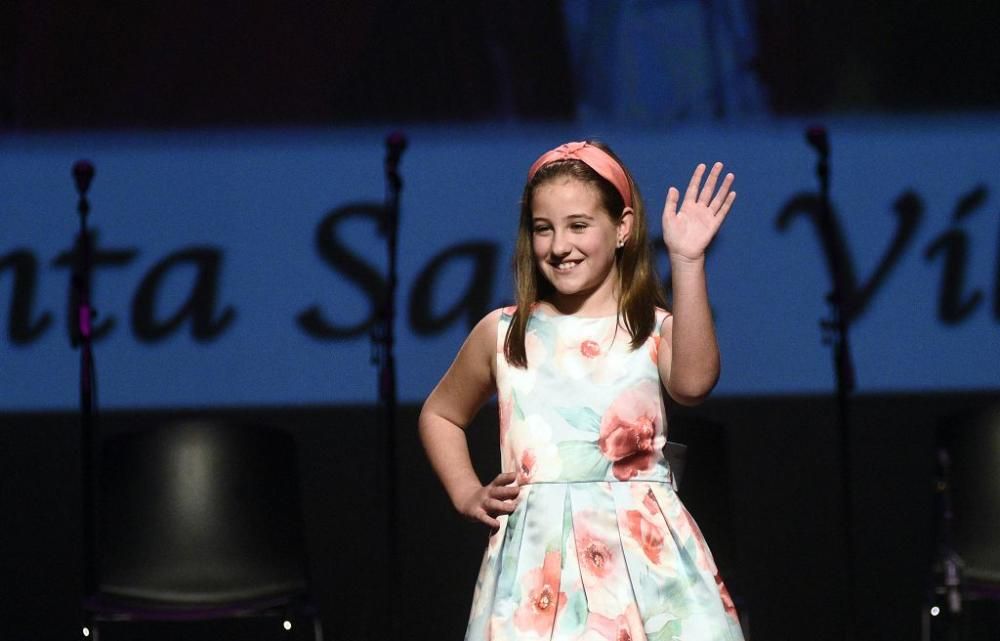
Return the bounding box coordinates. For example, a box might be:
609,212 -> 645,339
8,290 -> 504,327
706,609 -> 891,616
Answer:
662,162 -> 736,262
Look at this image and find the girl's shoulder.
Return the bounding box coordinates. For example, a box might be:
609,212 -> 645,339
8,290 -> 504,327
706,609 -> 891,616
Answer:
459,309 -> 505,372
474,308 -> 506,336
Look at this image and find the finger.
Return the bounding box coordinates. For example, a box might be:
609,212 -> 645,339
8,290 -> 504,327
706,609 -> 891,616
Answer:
684,164 -> 706,203
493,471 -> 518,486
662,186 -> 679,219
485,498 -> 517,515
683,164 -> 706,203
479,512 -> 501,530
699,162 -> 723,204
709,172 -> 734,212
716,191 -> 737,220
491,484 -> 521,500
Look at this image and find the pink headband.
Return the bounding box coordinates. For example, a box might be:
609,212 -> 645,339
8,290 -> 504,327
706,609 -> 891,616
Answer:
526,141 -> 633,208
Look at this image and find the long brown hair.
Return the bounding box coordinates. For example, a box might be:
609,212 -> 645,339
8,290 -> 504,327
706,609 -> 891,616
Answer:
504,140 -> 666,367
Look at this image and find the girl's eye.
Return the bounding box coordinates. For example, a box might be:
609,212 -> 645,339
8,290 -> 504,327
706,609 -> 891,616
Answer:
571,223 -> 588,230
533,225 -> 550,234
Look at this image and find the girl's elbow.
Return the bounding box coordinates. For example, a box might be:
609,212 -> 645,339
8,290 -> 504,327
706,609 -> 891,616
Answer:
666,374 -> 719,406
668,388 -> 711,407
417,403 -> 439,440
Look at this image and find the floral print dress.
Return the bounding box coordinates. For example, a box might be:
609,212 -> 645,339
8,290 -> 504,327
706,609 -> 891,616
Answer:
465,306 -> 743,641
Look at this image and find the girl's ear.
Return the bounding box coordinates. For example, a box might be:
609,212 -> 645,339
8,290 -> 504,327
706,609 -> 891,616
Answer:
618,207 -> 635,245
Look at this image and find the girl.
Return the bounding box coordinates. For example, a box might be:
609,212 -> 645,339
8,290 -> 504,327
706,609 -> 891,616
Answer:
419,140 -> 743,640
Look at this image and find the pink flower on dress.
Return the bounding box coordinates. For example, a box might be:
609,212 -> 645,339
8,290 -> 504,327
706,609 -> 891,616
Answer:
580,339 -> 602,358
581,538 -> 614,578
513,550 -> 566,635
598,382 -> 662,480
585,604 -> 645,641
574,517 -> 615,580
624,509 -> 665,564
517,448 -> 536,484
647,335 -> 659,365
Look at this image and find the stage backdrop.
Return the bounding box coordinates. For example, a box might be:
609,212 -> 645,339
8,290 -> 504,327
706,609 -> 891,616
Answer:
2,117 -> 999,410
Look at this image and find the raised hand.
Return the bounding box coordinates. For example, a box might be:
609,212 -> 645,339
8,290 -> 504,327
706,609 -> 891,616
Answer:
662,162 -> 736,263
458,471 -> 520,531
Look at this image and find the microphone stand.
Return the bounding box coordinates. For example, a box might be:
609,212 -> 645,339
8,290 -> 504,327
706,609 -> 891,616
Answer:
71,160 -> 99,610
807,126 -> 857,639
371,132 -> 406,637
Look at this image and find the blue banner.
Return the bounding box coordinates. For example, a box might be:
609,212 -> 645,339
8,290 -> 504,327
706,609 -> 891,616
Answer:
2,118 -> 998,409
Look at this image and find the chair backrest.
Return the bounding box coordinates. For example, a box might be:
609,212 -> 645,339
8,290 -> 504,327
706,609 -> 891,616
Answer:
938,404 -> 1000,584
97,419 -> 310,605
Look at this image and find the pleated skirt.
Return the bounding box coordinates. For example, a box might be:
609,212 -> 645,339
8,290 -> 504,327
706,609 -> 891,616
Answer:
465,480 -> 744,641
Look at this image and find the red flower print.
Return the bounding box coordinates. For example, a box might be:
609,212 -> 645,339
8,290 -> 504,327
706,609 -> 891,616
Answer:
580,339 -> 601,358
598,383 -> 661,480
598,415 -> 655,480
518,449 -> 536,484
625,510 -> 665,564
513,551 -> 566,635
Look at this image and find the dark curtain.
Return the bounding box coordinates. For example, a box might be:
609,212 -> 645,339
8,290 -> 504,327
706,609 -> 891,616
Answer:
1,0 -> 575,129
753,0 -> 1000,113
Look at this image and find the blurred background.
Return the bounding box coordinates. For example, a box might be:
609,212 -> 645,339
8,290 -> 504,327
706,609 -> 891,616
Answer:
2,1 -> 999,640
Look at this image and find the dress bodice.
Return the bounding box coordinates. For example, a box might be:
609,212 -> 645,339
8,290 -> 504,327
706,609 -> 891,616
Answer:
495,305 -> 672,485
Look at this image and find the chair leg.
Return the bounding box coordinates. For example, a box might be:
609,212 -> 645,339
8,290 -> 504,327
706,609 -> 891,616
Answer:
312,614 -> 324,641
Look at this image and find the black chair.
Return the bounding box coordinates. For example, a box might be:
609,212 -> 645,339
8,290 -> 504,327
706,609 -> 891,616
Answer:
85,419 -> 322,641
931,404 -> 1000,640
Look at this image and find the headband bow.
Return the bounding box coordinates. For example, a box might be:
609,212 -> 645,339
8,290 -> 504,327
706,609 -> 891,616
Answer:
527,141 -> 633,208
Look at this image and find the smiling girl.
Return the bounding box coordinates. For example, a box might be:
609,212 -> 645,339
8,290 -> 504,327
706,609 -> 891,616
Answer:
419,140 -> 743,640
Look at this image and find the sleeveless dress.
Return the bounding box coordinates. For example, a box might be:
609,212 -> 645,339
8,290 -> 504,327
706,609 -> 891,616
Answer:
465,306 -> 743,641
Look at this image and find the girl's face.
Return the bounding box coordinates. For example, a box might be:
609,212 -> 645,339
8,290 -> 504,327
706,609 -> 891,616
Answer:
530,177 -> 631,313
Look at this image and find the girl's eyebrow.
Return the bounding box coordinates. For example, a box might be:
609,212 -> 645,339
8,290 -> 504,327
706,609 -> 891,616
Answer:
532,213 -> 595,221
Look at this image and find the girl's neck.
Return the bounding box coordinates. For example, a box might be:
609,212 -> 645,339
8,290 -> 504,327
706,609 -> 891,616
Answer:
538,294 -> 620,318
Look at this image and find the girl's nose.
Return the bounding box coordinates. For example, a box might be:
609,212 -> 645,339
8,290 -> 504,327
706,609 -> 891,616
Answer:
551,230 -> 571,256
